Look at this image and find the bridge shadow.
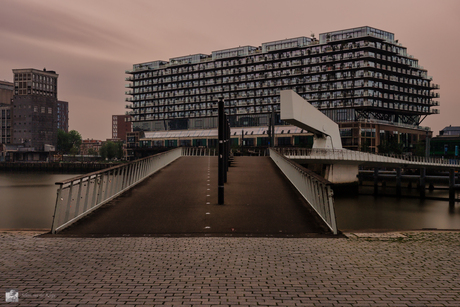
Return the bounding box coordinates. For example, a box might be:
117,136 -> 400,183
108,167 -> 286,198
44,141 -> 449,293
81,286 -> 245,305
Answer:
52,156 -> 336,238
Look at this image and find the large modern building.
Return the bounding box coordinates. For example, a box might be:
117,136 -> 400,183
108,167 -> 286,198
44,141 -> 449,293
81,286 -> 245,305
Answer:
125,26 -> 439,152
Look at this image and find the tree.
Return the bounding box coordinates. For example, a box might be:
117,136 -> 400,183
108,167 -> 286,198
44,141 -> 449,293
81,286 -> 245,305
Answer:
413,140 -> 426,157
377,138 -> 404,154
87,148 -> 98,156
100,141 -> 123,160
57,129 -> 82,154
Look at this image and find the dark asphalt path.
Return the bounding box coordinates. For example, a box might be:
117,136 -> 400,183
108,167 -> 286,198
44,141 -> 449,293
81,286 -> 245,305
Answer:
59,156 -> 330,237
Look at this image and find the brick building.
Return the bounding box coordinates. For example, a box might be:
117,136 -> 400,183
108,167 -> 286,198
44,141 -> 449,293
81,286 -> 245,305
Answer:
112,114 -> 132,142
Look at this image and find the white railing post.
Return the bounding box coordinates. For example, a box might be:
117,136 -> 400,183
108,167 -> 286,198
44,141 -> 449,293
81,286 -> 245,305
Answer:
51,185 -> 64,234
74,178 -> 84,218
83,176 -> 92,212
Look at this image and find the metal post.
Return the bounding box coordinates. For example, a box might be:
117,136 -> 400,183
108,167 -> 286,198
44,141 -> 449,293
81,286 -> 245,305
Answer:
64,181 -> 74,222
74,178 -> 83,216
218,99 -> 224,205
83,176 -> 91,212
90,175 -> 99,208
51,185 -> 64,234
271,109 -> 275,147
224,115 -> 228,183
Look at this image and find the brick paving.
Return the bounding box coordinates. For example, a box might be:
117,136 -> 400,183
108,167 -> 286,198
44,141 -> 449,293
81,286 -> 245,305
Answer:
1,231 -> 460,306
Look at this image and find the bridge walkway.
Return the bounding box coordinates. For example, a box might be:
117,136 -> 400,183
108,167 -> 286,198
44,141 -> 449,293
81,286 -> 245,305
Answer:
58,156 -> 330,237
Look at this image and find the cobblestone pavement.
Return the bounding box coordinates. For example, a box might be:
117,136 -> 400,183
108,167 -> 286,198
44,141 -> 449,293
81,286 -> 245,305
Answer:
1,231 -> 460,306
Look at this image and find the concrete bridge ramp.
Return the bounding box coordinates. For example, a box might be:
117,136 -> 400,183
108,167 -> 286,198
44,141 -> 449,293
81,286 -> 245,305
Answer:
56,156 -> 332,237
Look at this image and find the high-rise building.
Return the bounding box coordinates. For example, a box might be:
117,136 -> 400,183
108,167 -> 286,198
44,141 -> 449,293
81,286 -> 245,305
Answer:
125,26 -> 439,152
12,68 -> 59,151
112,114 -> 132,142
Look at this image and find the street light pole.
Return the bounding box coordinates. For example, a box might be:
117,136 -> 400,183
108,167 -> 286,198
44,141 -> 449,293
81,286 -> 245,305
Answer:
218,98 -> 225,205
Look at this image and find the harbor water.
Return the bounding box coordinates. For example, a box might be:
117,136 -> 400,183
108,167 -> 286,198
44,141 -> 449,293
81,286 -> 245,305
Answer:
1,172 -> 460,231
0,172 -> 81,229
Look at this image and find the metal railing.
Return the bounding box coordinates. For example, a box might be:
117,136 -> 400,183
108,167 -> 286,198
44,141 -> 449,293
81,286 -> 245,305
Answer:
182,147 -> 217,156
279,148 -> 460,168
269,148 -> 338,234
51,147 -> 182,234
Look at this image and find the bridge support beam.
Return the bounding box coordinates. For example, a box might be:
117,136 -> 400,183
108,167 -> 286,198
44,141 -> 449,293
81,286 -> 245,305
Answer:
419,168 -> 426,198
323,164 -> 359,184
449,169 -> 455,204
396,168 -> 402,197
373,168 -> 379,196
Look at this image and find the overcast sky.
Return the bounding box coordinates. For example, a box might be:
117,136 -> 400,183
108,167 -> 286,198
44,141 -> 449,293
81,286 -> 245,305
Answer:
1,0 -> 458,140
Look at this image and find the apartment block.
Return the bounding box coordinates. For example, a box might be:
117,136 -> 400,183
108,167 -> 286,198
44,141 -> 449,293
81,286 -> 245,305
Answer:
12,68 -> 59,151
125,26 -> 439,152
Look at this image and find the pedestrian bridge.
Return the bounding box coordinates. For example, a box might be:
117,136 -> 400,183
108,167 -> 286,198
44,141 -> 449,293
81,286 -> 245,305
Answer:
50,146 -> 460,237
51,147 -> 337,236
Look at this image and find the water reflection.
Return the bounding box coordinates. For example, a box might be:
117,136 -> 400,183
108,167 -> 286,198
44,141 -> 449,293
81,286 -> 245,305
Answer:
335,188 -> 460,231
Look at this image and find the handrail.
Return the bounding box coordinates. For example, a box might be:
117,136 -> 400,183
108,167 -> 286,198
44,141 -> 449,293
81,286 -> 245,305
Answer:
181,147 -> 217,156
51,147 -> 182,234
269,148 -> 338,234
279,148 -> 460,168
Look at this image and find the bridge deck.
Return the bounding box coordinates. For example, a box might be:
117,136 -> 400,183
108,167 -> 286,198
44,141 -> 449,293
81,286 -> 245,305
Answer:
58,156 -> 330,237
